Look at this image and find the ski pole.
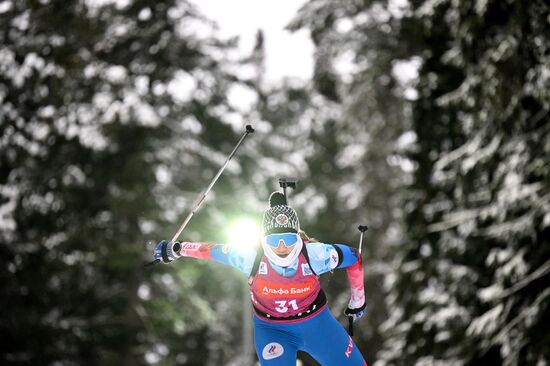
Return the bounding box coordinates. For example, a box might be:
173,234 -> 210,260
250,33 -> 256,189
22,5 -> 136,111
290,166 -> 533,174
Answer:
357,225 -> 368,256
278,178 -> 297,201
348,224 -> 368,336
145,124 -> 255,267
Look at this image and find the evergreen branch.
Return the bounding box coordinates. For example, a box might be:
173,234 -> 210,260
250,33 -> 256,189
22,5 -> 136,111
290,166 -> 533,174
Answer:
495,287 -> 550,344
498,258 -> 550,299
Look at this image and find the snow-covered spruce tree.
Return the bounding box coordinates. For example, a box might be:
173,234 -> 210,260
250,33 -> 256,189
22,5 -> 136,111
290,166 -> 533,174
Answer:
0,0 -> 250,364
287,1 -> 413,362
377,0 -> 549,365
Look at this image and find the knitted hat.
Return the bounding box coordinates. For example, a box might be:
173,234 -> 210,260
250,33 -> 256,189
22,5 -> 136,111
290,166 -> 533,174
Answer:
262,192 -> 300,235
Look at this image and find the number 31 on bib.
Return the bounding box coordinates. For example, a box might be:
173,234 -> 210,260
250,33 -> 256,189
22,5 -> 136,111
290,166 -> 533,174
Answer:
274,299 -> 298,313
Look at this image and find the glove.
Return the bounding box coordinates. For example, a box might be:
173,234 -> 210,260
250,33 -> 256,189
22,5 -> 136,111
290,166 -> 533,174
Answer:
153,240 -> 182,263
345,301 -> 367,323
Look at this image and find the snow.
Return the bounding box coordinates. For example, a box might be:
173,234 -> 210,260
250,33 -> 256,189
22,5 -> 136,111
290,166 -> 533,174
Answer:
388,0 -> 410,18
418,283 -> 451,305
92,92 -> 113,111
433,132 -> 483,174
478,284 -> 504,302
434,330 -> 451,342
135,75 -> 149,96
176,14 -> 215,40
138,7 -> 152,21
227,84 -> 258,113
392,58 -> 421,86
335,143 -> 366,169
60,251 -> 97,266
27,121 -> 50,141
496,249 -> 528,280
475,0 -> 489,15
134,103 -> 161,127
13,53 -> 44,87
37,105 -> 56,119
181,115 -> 203,134
145,351 -> 161,364
53,103 -> 110,150
155,165 -> 172,185
486,248 -> 513,266
222,63 -> 258,82
427,305 -> 470,329
104,65 -> 127,84
543,212 -> 550,228
137,284 -> 151,300
392,58 -> 422,101
420,243 -> 432,257
404,88 -> 418,100
78,125 -> 108,151
461,134 -> 501,173
291,186 -> 327,220
86,0 -> 122,8
401,260 -> 421,273
0,184 -> 17,236
11,9 -> 29,31
336,182 -> 363,210
62,165 -> 87,186
152,82 -> 166,97
44,232 -> 68,250
427,209 -> 478,232
333,50 -> 357,84
439,261 -> 472,281
167,70 -> 197,105
160,273 -> 175,287
0,1 -> 13,14
414,356 -> 460,366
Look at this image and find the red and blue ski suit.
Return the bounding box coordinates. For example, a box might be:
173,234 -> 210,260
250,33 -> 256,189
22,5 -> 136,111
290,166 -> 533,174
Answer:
175,241 -> 367,365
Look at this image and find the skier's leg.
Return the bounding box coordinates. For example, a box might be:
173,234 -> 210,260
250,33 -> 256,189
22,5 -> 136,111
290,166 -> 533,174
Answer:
254,318 -> 299,365
300,307 -> 366,365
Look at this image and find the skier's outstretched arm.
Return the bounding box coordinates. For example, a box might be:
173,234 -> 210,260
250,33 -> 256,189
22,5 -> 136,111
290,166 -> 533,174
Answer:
306,243 -> 367,321
153,240 -> 256,276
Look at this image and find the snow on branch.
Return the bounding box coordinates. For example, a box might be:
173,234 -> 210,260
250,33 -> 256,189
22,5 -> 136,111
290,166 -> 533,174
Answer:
497,258 -> 550,299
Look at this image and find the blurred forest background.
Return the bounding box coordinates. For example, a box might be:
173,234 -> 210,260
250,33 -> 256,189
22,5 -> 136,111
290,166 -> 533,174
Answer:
1,0 -> 549,365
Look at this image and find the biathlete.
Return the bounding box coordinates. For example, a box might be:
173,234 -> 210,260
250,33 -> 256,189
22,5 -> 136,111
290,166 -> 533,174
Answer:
153,192 -> 368,365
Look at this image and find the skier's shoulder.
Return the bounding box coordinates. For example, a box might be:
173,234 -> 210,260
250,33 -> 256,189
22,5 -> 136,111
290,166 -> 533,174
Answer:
303,241 -> 340,273
304,241 -> 333,258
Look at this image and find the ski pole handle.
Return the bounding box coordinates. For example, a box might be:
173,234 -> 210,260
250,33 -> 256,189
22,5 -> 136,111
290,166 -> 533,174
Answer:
348,316 -> 354,337
358,225 -> 368,255
347,224 -> 368,335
